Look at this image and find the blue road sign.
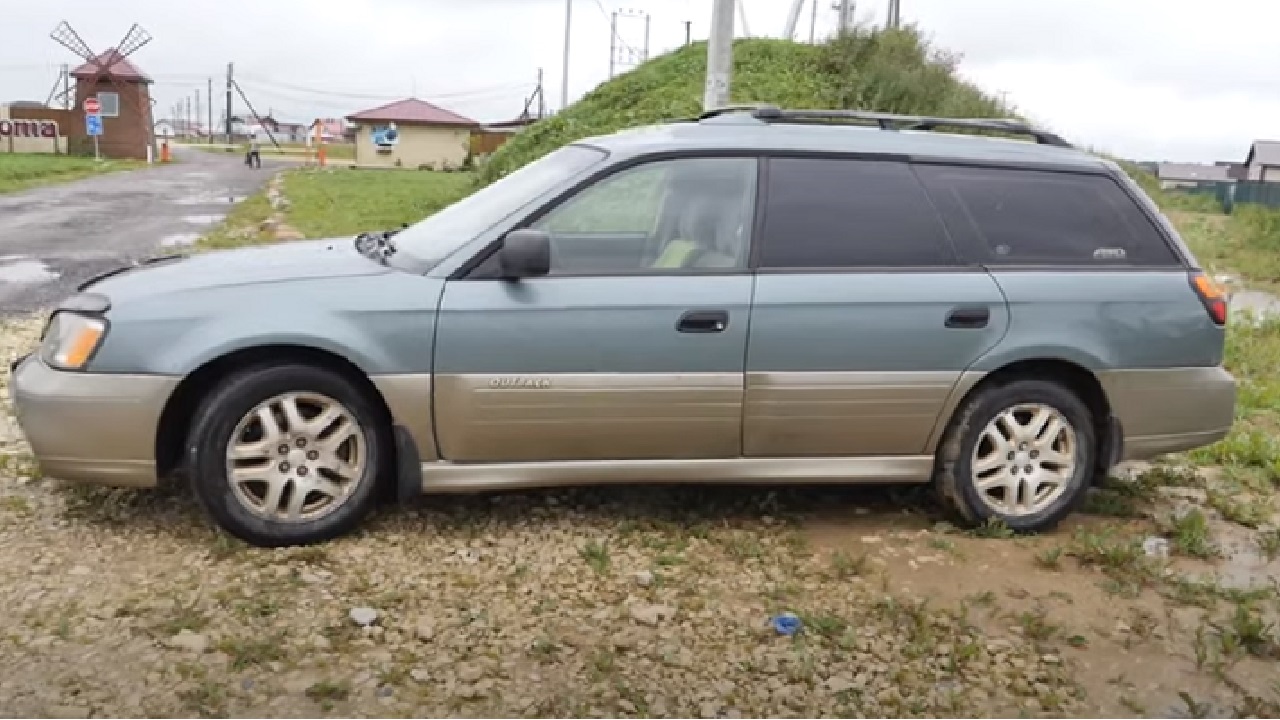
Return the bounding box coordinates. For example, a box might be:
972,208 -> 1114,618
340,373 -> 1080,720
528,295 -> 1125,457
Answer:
86,113 -> 103,137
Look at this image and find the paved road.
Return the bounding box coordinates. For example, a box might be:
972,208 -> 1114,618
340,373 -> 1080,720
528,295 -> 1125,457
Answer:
0,148 -> 281,315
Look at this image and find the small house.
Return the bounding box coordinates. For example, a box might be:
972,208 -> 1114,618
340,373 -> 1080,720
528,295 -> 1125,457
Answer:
346,98 -> 478,169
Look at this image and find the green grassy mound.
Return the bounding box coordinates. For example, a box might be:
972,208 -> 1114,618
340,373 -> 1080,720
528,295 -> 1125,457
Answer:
479,26 -> 1006,184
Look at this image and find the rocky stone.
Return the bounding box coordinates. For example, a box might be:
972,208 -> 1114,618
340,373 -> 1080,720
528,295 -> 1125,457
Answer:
632,570 -> 655,587
629,603 -> 676,627
457,664 -> 485,683
349,607 -> 379,627
165,629 -> 209,654
415,617 -> 436,642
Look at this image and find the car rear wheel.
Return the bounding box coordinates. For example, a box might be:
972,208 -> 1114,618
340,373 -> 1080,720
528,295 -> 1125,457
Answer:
934,378 -> 1095,533
187,363 -> 390,547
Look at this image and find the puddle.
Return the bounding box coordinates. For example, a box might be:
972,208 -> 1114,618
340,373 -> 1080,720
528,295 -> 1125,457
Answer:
161,233 -> 201,248
183,214 -> 224,226
0,259 -> 59,283
174,193 -> 246,205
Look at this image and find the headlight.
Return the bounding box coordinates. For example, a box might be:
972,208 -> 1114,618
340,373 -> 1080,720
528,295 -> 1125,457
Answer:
39,312 -> 107,371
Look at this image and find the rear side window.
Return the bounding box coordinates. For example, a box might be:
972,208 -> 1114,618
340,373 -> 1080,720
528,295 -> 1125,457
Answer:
914,165 -> 1179,266
757,158 -> 957,269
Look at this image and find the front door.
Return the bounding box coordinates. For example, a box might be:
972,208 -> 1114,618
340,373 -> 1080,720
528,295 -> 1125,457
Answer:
433,156 -> 759,463
744,157 -> 1010,457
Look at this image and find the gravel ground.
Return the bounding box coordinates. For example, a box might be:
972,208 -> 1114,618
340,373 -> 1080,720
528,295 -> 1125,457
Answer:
2,312 -> 1279,718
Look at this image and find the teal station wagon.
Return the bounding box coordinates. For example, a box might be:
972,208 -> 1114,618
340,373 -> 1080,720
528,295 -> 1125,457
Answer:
10,107 -> 1237,546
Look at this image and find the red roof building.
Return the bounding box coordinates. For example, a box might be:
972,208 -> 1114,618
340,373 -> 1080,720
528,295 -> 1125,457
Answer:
345,98 -> 479,169
346,98 -> 477,128
70,51 -> 153,83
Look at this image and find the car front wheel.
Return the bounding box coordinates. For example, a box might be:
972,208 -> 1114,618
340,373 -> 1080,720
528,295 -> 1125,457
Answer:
187,363 -> 390,547
934,378 -> 1096,533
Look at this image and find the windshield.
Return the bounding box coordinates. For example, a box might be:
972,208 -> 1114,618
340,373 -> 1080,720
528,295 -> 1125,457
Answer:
393,144 -> 607,264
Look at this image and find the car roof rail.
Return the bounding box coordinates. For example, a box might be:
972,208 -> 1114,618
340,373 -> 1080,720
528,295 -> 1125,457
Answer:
695,104 -> 1073,148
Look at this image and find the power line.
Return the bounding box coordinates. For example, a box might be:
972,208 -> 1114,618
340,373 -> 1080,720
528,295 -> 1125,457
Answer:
236,72 -> 530,102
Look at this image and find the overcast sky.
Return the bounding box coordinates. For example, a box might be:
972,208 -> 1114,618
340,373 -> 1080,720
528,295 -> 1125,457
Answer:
2,0 -> 1277,163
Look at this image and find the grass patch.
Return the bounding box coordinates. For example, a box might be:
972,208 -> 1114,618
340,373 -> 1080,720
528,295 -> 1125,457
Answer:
281,168 -> 475,239
1066,525 -> 1160,596
217,634 -> 286,670
579,539 -> 611,575
195,189 -> 274,251
0,153 -> 143,194
1168,509 -> 1217,559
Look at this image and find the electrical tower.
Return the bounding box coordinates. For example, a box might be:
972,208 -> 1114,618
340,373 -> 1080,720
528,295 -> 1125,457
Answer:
609,8 -> 651,78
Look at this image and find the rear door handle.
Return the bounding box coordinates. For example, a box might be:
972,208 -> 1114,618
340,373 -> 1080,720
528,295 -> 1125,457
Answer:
945,305 -> 990,329
677,309 -> 729,333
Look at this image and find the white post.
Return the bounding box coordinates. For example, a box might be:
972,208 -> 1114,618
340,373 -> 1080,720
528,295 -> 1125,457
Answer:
704,0 -> 735,111
560,0 -> 573,111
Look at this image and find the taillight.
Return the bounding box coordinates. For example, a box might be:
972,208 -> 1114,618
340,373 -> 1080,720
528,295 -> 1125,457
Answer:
1189,271 -> 1228,326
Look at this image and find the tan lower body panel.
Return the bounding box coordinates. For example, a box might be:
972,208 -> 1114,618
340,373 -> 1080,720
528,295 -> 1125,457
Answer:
370,373 -> 437,461
419,455 -> 934,493
433,373 -> 743,462
9,356 -> 178,489
1097,366 -> 1236,461
744,371 -> 963,456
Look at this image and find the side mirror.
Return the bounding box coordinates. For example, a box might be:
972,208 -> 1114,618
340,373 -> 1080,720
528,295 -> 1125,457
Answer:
499,229 -> 551,279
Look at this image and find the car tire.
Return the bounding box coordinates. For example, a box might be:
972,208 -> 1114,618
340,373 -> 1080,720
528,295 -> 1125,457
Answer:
934,378 -> 1096,533
186,363 -> 391,547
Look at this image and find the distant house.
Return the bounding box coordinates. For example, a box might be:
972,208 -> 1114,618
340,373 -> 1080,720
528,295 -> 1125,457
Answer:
346,98 -> 479,169
1244,141 -> 1280,183
1157,162 -> 1236,190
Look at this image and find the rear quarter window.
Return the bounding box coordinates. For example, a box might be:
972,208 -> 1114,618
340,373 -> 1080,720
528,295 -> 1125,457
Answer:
913,164 -> 1180,267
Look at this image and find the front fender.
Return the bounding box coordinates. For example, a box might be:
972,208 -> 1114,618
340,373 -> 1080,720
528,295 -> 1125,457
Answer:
88,274 -> 443,376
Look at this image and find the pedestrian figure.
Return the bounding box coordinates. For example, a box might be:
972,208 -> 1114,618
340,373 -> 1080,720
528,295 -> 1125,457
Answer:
245,139 -> 261,169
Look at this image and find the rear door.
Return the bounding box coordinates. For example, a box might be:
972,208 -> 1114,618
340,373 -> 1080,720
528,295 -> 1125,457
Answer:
743,157 -> 1010,457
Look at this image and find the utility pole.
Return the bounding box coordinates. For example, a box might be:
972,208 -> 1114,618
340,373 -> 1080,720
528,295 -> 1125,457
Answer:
207,77 -> 213,143
560,0 -> 572,111
887,0 -> 900,29
836,0 -> 852,34
704,0 -> 734,111
810,0 -> 820,42
225,62 -> 234,142
194,90 -> 201,139
536,68 -> 546,118
685,20 -> 692,45
609,12 -> 617,79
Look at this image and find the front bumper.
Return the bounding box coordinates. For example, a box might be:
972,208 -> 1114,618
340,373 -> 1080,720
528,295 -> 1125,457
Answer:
8,353 -> 179,488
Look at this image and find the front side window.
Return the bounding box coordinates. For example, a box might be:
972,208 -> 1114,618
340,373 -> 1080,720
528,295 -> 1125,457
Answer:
96,92 -> 120,118
757,158 -> 957,269
530,156 -> 758,274
914,165 -> 1179,266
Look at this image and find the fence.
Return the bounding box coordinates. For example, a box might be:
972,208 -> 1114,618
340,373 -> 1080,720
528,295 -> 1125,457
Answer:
1168,181 -> 1280,214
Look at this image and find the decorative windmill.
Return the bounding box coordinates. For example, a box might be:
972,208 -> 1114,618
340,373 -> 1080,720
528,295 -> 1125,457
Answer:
48,21 -> 157,159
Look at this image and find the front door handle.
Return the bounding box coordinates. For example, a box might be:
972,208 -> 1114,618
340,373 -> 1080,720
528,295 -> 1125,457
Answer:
677,309 -> 729,333
945,305 -> 990,329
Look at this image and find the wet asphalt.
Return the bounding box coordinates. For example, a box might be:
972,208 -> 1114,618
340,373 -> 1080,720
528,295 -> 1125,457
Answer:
0,147 -> 280,315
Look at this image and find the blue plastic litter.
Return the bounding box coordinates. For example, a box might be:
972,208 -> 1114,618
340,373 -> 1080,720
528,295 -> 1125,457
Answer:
771,612 -> 803,636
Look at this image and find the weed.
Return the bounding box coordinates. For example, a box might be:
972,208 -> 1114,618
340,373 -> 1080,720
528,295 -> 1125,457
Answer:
588,648 -> 617,680
723,532 -> 764,561
1119,696 -> 1147,715
1067,526 -> 1158,595
1081,489 -> 1141,518
579,539 -> 611,575
156,598 -> 209,637
1169,509 -> 1217,559
177,678 -> 228,718
829,550 -> 869,579
1179,691 -> 1213,719
1035,546 -> 1064,570
1208,489 -> 1269,529
801,611 -> 849,639
0,495 -> 32,515
1012,606 -> 1058,644
1258,528 -> 1280,561
965,590 -> 997,608
927,536 -> 958,554
1214,603 -> 1278,659
969,517 -> 1014,539
1066,634 -> 1089,649
218,634 -> 286,670
305,680 -> 351,702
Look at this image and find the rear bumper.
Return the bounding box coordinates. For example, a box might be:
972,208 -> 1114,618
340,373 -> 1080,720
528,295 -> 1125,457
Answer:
1098,366 -> 1236,462
8,354 -> 178,488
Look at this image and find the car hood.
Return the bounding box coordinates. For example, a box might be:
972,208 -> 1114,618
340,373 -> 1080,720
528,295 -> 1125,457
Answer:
81,238 -> 393,303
